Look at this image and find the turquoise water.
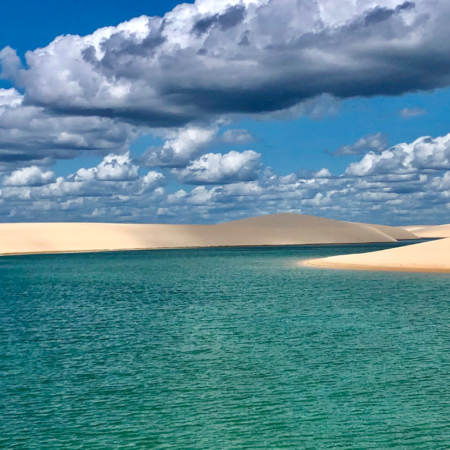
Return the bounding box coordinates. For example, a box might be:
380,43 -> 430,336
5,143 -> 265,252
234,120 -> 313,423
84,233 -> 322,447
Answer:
1,242 -> 450,449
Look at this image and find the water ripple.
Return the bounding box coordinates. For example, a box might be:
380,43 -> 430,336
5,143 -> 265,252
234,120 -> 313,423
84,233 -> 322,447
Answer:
1,244 -> 450,449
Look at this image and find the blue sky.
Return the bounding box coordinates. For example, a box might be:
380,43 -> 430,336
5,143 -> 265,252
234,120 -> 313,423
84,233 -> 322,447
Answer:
0,0 -> 193,57
1,0 -> 450,225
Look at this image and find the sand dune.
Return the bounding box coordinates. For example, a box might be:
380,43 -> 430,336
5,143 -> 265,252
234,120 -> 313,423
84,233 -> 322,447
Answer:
0,213 -> 416,256
305,238 -> 450,273
406,224 -> 450,238
216,214 -> 406,243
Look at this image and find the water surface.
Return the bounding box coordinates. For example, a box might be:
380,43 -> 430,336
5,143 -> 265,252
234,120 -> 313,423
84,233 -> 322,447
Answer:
1,243 -> 450,449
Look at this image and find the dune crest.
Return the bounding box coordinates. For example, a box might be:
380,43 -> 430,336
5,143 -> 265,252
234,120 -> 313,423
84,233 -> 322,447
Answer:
305,238 -> 450,273
0,213 -> 418,256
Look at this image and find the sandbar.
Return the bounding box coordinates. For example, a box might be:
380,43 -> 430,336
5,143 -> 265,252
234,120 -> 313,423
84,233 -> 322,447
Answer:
305,237 -> 450,273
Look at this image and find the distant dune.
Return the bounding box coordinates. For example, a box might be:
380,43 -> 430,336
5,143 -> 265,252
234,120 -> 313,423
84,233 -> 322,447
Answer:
305,238 -> 450,273
0,213 -> 418,256
400,225 -> 431,232
214,214 -> 418,243
405,224 -> 450,238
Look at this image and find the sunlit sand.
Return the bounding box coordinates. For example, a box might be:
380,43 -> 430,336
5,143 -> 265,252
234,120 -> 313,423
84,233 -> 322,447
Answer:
305,237 -> 450,273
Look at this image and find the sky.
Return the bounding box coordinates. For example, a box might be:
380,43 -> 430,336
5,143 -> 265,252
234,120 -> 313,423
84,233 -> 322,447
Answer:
1,0 -> 450,225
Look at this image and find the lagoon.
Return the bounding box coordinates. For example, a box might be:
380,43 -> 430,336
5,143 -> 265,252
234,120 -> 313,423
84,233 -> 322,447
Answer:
1,243 -> 450,449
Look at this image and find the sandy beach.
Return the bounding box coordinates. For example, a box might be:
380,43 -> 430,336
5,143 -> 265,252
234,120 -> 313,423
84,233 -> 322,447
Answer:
305,237 -> 450,273
0,213 -> 418,256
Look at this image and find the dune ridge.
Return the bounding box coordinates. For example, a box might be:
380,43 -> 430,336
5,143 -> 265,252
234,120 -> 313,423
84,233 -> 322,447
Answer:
0,213 -> 417,256
305,238 -> 450,273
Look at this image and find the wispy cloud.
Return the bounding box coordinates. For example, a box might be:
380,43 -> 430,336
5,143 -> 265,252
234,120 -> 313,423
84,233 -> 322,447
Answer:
400,107 -> 427,119
332,133 -> 388,156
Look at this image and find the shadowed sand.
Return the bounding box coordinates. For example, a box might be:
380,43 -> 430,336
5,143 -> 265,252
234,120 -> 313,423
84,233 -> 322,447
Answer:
305,238 -> 450,273
0,213 -> 418,256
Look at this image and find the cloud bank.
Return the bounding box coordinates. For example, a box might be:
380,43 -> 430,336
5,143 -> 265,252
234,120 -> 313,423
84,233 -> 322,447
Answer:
0,132 -> 449,225
2,0 -> 450,131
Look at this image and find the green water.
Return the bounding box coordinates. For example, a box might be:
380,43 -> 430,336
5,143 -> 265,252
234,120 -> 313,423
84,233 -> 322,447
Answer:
1,243 -> 450,449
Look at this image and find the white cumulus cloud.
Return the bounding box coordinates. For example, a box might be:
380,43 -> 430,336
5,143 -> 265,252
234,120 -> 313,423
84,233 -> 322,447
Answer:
173,150 -> 262,184
140,126 -> 218,168
346,133 -> 450,177
95,152 -> 139,181
3,166 -> 55,187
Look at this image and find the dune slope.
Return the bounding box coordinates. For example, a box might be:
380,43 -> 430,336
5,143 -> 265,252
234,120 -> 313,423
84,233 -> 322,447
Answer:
0,213 -> 403,256
354,223 -> 418,241
305,238 -> 450,273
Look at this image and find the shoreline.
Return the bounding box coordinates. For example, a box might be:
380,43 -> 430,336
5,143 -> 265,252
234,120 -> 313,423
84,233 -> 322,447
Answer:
0,239 -> 420,258
301,259 -> 450,274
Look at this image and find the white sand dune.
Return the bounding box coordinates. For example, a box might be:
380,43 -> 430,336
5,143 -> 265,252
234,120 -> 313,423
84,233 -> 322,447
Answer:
0,213 -> 417,256
406,224 -> 450,238
305,238 -> 450,273
217,214 -> 419,242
